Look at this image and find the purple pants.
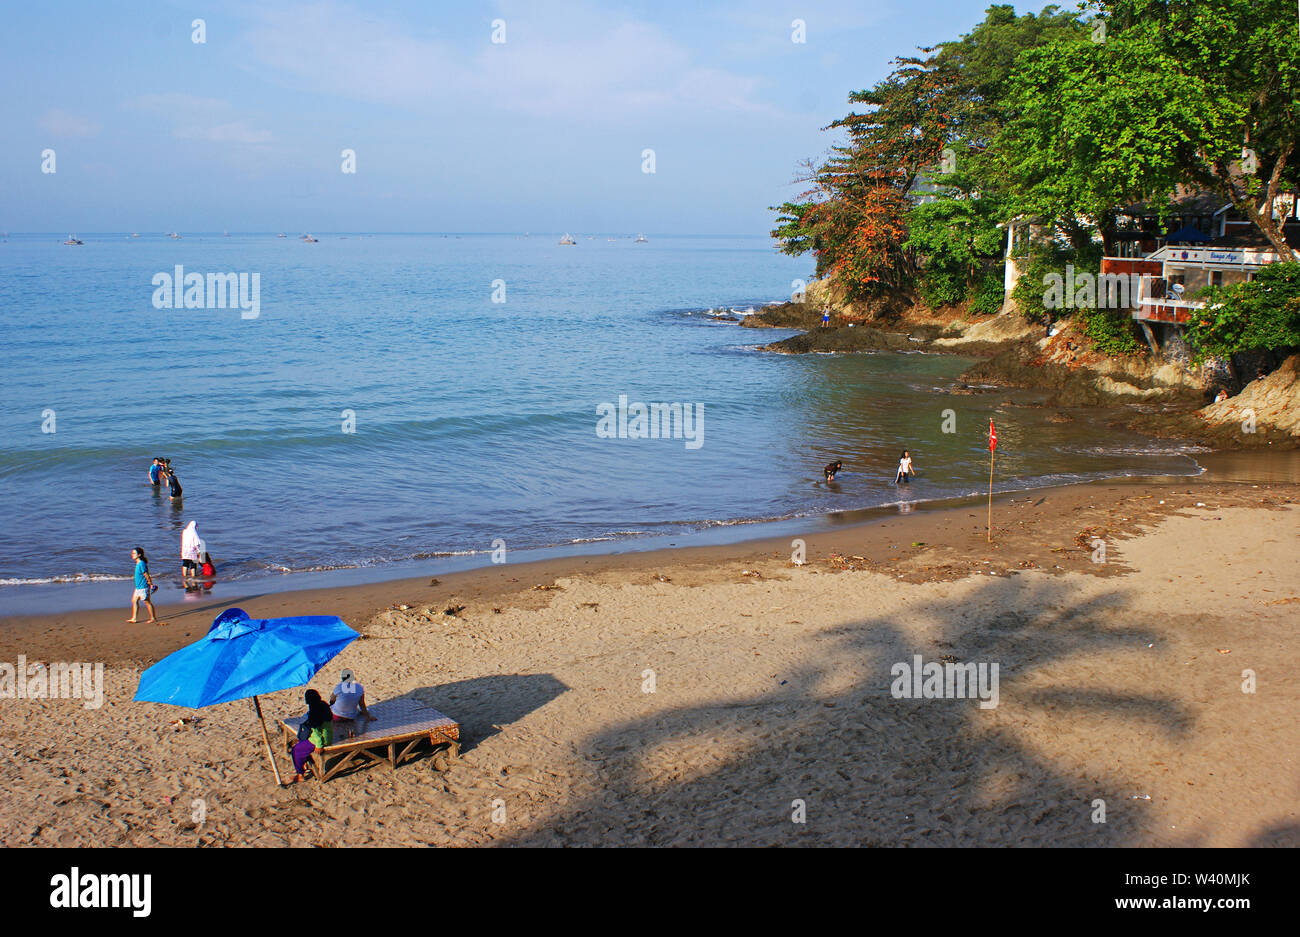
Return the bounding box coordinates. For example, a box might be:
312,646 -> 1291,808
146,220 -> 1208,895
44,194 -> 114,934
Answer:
292,739 -> 316,776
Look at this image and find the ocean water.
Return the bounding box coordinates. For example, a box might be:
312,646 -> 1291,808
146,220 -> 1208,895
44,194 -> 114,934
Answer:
0,232 -> 1202,609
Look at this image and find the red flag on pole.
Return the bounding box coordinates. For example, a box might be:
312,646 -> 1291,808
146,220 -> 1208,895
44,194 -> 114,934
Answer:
987,419 -> 996,542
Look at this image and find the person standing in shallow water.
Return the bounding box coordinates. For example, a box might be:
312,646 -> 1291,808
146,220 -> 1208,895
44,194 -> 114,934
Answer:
895,450 -> 915,485
823,460 -> 843,482
162,467 -> 183,500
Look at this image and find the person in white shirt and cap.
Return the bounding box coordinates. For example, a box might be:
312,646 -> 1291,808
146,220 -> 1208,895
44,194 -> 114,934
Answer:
329,668 -> 375,736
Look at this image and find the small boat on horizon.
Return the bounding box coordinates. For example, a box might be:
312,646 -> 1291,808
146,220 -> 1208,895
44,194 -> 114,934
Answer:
168,232 -> 181,239
63,235 -> 83,245
559,233 -> 576,245
635,233 -> 648,243
301,234 -> 319,242
277,233 -> 287,238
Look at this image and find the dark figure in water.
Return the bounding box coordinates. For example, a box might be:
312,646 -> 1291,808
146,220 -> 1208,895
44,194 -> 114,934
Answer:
823,460 -> 843,482
162,468 -> 183,499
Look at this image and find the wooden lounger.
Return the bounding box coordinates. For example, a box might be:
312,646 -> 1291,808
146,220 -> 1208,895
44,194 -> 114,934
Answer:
281,697 -> 460,782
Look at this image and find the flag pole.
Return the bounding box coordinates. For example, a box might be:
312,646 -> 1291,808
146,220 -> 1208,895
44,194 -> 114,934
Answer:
987,447 -> 994,542
987,418 -> 996,543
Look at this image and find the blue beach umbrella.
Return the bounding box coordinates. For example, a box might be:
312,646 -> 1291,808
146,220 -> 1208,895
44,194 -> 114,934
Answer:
135,607 -> 359,784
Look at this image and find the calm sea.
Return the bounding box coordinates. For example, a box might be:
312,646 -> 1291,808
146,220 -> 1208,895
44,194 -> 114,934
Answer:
0,232 -> 1202,612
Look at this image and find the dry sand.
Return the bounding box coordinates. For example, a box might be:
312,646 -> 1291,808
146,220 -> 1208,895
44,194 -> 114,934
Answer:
1,479 -> 1297,847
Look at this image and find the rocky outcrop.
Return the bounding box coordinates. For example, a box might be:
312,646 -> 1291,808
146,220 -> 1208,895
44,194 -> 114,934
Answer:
740,301 -> 826,330
1200,354 -> 1300,438
761,325 -> 935,354
932,309 -> 1036,352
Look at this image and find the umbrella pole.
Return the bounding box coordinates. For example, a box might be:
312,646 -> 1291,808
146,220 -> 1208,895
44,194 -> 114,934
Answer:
253,695 -> 283,787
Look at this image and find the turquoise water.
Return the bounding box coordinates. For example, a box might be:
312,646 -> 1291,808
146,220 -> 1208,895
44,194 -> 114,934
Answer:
0,232 -> 1201,608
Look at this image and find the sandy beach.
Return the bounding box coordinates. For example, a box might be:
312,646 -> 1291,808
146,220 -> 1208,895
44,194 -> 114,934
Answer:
1,468 -> 1297,848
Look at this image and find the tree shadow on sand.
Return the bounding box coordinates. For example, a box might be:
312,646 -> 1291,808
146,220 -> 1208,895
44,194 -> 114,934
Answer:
499,575 -> 1206,846
400,673 -> 570,754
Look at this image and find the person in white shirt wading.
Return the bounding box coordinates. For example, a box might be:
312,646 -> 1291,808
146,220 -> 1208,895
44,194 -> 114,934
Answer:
895,450 -> 915,485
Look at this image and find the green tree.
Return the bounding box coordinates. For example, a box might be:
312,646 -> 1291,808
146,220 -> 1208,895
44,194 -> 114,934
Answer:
1000,0 -> 1300,260
1186,263 -> 1300,361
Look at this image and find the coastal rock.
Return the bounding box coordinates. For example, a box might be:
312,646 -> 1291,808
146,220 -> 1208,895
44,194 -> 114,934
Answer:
932,310 -> 1036,352
761,326 -> 915,354
739,301 -> 826,330
1199,354 -> 1300,438
961,338 -> 1204,409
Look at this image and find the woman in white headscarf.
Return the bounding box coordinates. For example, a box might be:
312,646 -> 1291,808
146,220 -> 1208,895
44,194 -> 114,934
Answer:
181,521 -> 204,580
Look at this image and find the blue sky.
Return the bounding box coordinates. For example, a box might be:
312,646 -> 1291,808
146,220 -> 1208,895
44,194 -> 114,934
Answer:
2,0 -> 1021,234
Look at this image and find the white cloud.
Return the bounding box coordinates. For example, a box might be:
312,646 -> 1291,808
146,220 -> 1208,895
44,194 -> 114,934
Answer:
39,109 -> 101,137
130,94 -> 273,145
242,1 -> 775,121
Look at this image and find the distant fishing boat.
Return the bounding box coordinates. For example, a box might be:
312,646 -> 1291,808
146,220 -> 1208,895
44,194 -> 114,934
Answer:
131,233 -> 140,238
63,235 -> 83,245
168,232 -> 181,239
635,233 -> 648,243
559,233 -> 576,245
301,234 -> 319,242
277,233 -> 287,238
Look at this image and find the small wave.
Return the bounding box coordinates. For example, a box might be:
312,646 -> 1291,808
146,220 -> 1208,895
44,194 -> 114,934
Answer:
1075,444 -> 1211,456
0,573 -> 129,586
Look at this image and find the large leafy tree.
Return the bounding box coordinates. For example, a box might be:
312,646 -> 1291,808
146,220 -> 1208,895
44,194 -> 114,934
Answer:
772,5 -> 1089,303
773,55 -> 962,298
1000,0 -> 1300,260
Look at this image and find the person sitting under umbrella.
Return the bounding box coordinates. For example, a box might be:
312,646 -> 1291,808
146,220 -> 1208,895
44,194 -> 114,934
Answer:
290,689 -> 335,783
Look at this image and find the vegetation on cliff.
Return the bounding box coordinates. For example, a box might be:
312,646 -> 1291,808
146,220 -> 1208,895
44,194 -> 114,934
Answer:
771,1 -> 1300,362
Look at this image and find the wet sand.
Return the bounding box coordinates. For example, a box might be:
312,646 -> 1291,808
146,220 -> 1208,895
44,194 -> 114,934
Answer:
1,471 -> 1297,847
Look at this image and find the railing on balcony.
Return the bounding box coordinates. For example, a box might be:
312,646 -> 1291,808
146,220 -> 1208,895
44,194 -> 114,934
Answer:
1133,275 -> 1206,324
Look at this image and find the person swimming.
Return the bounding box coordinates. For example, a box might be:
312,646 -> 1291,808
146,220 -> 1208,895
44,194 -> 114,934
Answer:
823,460 -> 843,482
895,450 -> 914,485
